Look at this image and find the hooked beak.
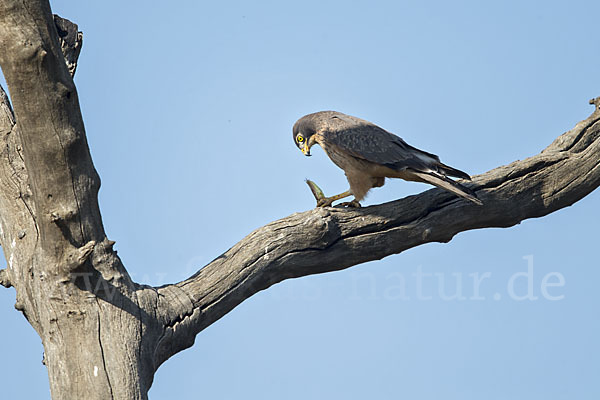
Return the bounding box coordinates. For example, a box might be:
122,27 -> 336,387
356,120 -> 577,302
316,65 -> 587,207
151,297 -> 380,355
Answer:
301,145 -> 311,156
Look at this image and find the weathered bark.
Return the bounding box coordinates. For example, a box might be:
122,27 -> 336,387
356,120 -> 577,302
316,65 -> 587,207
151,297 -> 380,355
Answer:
0,1 -> 598,399
152,98 -> 600,363
0,2 -> 157,399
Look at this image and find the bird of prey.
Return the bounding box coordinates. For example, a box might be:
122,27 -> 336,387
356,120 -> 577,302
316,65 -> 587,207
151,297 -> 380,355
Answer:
293,111 -> 482,207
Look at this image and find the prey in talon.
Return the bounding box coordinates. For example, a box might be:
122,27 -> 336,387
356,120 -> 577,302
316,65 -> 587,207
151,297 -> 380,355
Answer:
293,111 -> 482,208
305,179 -> 361,208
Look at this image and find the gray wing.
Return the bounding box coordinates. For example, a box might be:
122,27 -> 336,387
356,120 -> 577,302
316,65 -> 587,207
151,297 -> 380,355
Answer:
316,112 -> 480,204
321,113 -> 442,172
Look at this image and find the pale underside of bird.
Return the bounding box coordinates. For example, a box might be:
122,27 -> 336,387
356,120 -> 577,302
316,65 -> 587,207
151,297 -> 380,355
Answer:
292,111 -> 482,207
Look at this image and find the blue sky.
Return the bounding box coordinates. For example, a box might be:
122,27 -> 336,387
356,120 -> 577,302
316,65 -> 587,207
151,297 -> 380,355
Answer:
1,0 -> 599,398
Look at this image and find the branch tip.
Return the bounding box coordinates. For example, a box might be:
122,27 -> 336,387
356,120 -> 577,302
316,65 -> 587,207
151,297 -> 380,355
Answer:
0,268 -> 11,288
75,240 -> 96,264
50,209 -> 76,223
53,14 -> 83,77
63,240 -> 96,273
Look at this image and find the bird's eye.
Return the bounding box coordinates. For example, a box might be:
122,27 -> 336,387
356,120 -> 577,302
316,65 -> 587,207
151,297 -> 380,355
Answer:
297,136 -> 304,143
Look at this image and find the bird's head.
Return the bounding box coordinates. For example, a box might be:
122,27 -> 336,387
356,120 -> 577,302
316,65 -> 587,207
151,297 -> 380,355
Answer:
292,115 -> 318,156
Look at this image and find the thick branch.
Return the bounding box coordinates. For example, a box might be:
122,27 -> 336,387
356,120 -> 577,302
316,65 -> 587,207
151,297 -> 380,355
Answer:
154,102 -> 600,366
0,4 -> 150,399
0,0 -> 103,253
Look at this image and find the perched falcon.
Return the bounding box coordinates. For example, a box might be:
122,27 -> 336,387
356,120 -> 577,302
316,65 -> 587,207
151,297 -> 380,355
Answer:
293,111 -> 482,207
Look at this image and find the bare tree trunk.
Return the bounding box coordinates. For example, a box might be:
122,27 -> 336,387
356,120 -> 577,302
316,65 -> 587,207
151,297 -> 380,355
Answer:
0,2 -> 158,399
0,1 -> 598,399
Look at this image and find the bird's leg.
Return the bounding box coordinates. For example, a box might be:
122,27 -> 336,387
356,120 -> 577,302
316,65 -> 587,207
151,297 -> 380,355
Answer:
316,190 -> 353,207
305,180 -> 358,207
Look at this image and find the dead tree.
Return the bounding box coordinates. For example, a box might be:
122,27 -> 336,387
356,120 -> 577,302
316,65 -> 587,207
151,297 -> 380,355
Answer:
0,1 -> 598,399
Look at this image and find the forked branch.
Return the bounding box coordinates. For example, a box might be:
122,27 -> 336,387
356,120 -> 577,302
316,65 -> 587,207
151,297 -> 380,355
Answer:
0,1 -> 598,394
